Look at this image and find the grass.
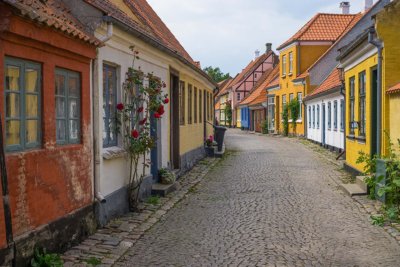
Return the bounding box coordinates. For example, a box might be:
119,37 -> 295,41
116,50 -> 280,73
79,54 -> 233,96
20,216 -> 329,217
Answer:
83,257 -> 102,266
146,195 -> 160,205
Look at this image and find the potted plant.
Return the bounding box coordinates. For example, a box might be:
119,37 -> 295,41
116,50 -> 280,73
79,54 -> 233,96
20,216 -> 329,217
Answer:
158,168 -> 176,185
205,135 -> 215,157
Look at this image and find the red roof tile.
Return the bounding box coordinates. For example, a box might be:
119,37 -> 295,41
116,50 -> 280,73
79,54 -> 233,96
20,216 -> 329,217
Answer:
266,76 -> 280,90
305,68 -> 342,99
387,82 -> 400,94
4,0 -> 100,45
277,13 -> 357,50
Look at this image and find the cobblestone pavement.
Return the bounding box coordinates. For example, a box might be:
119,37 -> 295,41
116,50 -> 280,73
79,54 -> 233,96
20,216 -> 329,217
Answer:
116,129 -> 400,267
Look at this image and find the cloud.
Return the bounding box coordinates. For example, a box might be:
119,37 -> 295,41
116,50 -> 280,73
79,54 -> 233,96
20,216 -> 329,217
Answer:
147,0 -> 370,75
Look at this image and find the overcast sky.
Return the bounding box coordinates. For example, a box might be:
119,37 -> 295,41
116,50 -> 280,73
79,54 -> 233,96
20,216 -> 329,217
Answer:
147,0 -> 369,76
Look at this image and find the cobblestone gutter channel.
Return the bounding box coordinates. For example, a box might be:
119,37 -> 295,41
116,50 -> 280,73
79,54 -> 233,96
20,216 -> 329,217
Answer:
62,157 -> 220,267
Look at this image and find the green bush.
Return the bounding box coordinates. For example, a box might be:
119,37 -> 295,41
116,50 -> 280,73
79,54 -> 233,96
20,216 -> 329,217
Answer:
31,248 -> 63,267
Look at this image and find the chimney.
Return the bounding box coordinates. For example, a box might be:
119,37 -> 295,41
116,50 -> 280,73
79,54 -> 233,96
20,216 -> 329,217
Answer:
266,43 -> 272,53
340,2 -> 350,14
254,49 -> 260,59
365,0 -> 373,11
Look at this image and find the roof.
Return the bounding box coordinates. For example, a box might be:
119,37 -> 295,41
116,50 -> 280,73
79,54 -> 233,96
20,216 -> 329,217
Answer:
249,67 -> 280,106
387,82 -> 400,94
266,75 -> 280,90
217,77 -> 235,97
337,29 -> 370,60
277,13 -> 357,50
4,0 -> 100,45
304,68 -> 342,101
293,71 -> 309,82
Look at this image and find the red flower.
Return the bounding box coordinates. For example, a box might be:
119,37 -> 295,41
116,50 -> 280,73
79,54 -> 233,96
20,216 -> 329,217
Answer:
116,103 -> 124,111
163,98 -> 169,104
131,130 -> 139,139
157,105 -> 165,115
209,135 -> 214,142
137,107 -> 144,113
139,117 -> 147,125
154,112 -> 161,119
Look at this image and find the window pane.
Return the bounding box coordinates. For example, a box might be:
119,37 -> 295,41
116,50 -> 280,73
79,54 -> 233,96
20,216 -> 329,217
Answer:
56,97 -> 66,117
25,68 -> 38,92
26,120 -> 38,143
26,94 -> 38,117
6,93 -> 20,117
69,120 -> 79,140
6,120 -> 20,146
56,120 -> 66,141
69,99 -> 79,119
69,76 -> 79,97
55,74 -> 65,95
6,65 -> 20,91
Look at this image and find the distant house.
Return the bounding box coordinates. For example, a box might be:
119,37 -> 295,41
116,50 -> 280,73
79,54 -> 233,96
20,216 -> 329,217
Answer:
0,0 -> 100,265
266,76 -> 280,133
215,77 -> 235,126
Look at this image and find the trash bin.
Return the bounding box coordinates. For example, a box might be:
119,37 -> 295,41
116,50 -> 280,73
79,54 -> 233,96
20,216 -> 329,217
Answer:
214,126 -> 227,152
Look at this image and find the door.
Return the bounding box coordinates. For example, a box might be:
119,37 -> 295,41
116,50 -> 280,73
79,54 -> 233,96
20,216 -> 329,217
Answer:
170,73 -> 180,170
268,97 -> 275,132
275,96 -> 280,132
371,68 -> 378,156
322,104 -> 326,145
150,115 -> 161,180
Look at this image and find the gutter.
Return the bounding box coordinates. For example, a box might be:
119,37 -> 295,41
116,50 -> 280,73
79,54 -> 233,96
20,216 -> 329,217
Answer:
368,27 -> 383,157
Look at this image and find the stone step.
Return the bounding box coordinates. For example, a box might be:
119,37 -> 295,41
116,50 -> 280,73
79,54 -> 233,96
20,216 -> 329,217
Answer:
151,182 -> 179,197
356,176 -> 368,192
339,183 -> 367,197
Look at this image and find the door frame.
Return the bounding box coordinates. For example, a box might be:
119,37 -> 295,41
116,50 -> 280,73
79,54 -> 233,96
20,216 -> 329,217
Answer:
170,71 -> 180,170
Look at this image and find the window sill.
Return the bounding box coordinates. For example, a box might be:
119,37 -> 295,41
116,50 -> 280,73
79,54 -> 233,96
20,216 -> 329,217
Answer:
347,135 -> 356,141
281,74 -> 286,78
356,136 -> 366,144
288,72 -> 293,77
103,146 -> 126,160
296,120 -> 302,123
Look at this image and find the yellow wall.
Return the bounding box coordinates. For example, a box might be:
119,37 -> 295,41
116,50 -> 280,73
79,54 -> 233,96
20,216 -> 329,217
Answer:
236,108 -> 241,128
376,1 -> 400,153
299,45 -> 331,74
344,54 -> 378,172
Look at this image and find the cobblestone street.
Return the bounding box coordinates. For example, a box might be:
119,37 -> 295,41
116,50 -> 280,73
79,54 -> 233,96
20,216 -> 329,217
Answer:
116,129 -> 400,267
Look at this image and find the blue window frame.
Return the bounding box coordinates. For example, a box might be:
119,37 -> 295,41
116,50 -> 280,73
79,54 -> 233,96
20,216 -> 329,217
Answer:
312,105 -> 315,128
103,64 -> 118,147
5,57 -> 41,152
328,102 -> 332,130
55,68 -> 81,145
334,100 -> 338,131
317,105 -> 320,129
340,99 -> 344,131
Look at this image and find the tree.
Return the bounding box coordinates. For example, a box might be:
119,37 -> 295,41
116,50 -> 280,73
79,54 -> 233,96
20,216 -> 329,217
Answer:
288,98 -> 300,135
203,66 -> 231,83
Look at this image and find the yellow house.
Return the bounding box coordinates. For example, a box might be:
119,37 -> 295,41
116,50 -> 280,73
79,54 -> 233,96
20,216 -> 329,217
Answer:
275,13 -> 357,136
215,78 -> 234,126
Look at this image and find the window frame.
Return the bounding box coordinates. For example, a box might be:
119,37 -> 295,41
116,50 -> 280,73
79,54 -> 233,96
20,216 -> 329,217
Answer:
282,94 -> 286,120
282,55 -> 287,76
5,57 -> 42,152
194,87 -> 198,123
349,76 -> 355,135
289,52 -> 293,74
297,92 -> 302,120
328,102 -> 332,130
333,100 -> 338,131
237,92 -> 241,102
199,89 -> 202,123
179,81 -> 185,125
308,106 -> 311,128
359,71 -> 366,137
340,99 -> 344,132
188,84 -> 193,124
317,104 -> 320,129
101,64 -> 117,148
312,105 -> 315,129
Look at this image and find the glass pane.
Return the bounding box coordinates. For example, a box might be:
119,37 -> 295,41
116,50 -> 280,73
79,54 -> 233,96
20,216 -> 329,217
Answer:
69,76 -> 79,97
69,99 -> 79,119
25,68 -> 38,92
26,120 -> 38,144
69,120 -> 79,140
5,93 -> 20,118
56,97 -> 66,117
55,74 -> 65,95
103,117 -> 109,144
26,94 -> 38,117
6,65 -> 20,91
6,120 -> 20,146
56,120 -> 66,141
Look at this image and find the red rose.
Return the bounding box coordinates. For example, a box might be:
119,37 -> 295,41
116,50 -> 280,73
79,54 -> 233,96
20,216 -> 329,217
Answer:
137,107 -> 144,113
139,117 -> 147,125
163,98 -> 169,104
154,112 -> 161,119
131,130 -> 139,139
116,103 -> 124,111
157,105 -> 165,115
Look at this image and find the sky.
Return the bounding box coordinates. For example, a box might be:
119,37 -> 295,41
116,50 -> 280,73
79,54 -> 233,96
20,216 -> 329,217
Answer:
147,0 -> 369,76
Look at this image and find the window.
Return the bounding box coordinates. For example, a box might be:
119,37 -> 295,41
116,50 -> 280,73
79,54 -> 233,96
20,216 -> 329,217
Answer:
289,93 -> 294,102
188,84 -> 193,124
282,55 -> 287,75
5,57 -> 41,151
101,65 -> 117,147
340,99 -> 344,131
334,100 -> 338,131
237,92 -> 241,101
297,92 -> 302,120
194,87 -> 198,123
349,77 -> 355,134
179,81 -> 185,125
328,102 -> 332,130
308,106 -> 311,128
359,71 -> 366,137
199,89 -> 202,122
289,52 -> 293,74
312,105 -> 315,128
56,68 -> 81,145
317,105 -> 320,129
282,94 -> 286,120
255,73 -> 258,79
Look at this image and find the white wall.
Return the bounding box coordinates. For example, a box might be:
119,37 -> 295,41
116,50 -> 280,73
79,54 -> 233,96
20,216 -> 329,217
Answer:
306,93 -> 345,150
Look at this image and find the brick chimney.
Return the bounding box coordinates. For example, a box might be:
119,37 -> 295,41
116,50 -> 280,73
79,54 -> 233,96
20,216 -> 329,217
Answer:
340,2 -> 350,14
266,43 -> 272,53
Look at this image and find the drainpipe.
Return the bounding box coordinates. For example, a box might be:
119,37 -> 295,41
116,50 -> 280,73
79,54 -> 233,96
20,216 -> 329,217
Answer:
368,27 -> 383,157
99,16 -> 113,43
340,82 -> 346,155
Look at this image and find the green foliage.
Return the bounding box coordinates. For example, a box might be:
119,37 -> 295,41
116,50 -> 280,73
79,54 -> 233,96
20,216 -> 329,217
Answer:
224,101 -> 232,127
282,104 -> 289,136
371,215 -> 385,226
356,151 -> 378,199
147,195 -> 160,205
288,98 -> 300,134
84,257 -> 102,266
30,248 -> 63,267
158,168 -> 176,185
261,120 -> 268,134
203,66 -> 231,83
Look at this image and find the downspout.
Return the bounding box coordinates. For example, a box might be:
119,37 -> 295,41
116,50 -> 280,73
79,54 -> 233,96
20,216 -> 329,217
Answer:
368,27 -> 383,157
340,81 -> 346,156
93,17 -> 114,203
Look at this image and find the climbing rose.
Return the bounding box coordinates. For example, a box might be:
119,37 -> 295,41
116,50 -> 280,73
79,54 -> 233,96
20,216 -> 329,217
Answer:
157,105 -> 165,115
154,112 -> 161,119
163,98 -> 169,104
137,107 -> 144,113
139,117 -> 147,125
131,130 -> 139,139
116,103 -> 124,111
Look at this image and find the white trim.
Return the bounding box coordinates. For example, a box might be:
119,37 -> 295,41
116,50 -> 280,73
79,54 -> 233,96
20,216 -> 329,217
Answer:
293,80 -> 305,86
277,42 -> 298,52
339,44 -> 377,72
267,86 -> 280,92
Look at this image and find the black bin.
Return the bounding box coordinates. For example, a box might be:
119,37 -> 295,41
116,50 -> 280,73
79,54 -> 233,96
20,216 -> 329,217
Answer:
214,126 -> 227,152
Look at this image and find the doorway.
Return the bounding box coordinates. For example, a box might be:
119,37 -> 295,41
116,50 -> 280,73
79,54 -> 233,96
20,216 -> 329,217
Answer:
371,67 -> 378,156
170,73 -> 180,170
